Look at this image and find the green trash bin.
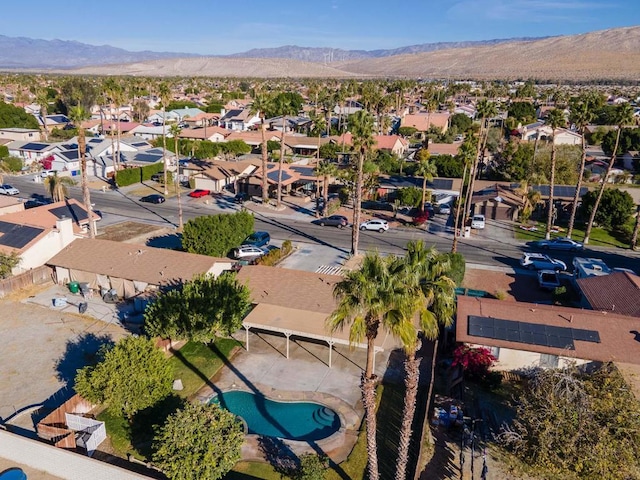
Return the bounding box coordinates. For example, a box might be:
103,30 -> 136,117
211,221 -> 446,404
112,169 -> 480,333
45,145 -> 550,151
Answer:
68,281 -> 80,294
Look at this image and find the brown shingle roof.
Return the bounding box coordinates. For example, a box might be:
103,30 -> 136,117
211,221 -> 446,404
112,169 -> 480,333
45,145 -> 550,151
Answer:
46,238 -> 230,286
236,265 -> 341,313
577,272 -> 640,316
457,295 -> 640,365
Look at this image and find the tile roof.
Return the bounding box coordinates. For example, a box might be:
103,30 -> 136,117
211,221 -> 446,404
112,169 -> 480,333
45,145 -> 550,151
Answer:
401,112 -> 450,131
47,238 -> 230,286
236,265 -> 341,313
428,142 -> 461,156
0,199 -> 97,235
577,272 -> 640,316
456,295 -> 640,365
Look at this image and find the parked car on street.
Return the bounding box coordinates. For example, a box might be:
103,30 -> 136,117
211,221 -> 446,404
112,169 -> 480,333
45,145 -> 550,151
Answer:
0,184 -> 19,195
313,215 -> 349,228
232,245 -> 267,259
188,189 -> 211,198
234,192 -> 249,203
140,194 -> 166,204
436,203 -> 451,215
520,253 -> 567,272
242,231 -> 270,247
471,214 -> 485,229
530,237 -> 584,251
359,219 -> 389,232
537,270 -> 561,291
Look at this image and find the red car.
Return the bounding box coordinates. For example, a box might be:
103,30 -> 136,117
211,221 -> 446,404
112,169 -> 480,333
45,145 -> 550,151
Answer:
188,189 -> 211,198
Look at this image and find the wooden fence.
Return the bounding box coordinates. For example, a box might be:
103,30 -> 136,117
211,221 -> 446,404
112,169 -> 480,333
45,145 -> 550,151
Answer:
0,265 -> 52,298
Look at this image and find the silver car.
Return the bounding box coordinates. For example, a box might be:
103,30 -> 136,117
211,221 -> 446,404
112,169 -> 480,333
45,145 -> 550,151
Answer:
520,253 -> 567,272
532,237 -> 584,251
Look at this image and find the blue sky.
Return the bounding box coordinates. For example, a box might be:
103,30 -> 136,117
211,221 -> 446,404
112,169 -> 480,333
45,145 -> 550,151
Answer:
2,0 -> 638,54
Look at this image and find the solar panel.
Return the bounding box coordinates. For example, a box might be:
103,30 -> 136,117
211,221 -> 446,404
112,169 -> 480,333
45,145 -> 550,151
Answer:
467,315 -> 600,350
49,204 -> 88,222
429,179 -> 454,190
22,142 -> 49,151
267,171 -> 291,182
0,221 -> 45,249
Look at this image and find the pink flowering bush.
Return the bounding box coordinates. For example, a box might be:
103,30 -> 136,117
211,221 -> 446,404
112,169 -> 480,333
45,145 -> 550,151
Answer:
452,345 -> 497,381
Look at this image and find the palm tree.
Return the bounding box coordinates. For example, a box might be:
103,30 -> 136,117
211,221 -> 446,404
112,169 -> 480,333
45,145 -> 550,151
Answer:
583,102 -> 634,244
249,93 -> 273,203
44,173 -> 75,202
169,124 -> 183,231
415,150 -> 436,212
463,99 -> 496,228
328,252 -> 417,480
35,87 -> 49,141
314,160 -> 338,214
349,110 -> 375,256
451,139 -> 475,252
630,205 -> 640,250
544,108 -> 566,240
567,97 -> 595,238
68,105 -> 95,238
273,95 -> 298,208
393,241 -> 456,480
158,82 -> 171,195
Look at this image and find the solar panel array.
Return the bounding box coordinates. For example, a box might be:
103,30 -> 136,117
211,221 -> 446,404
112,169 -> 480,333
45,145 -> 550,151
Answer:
21,142 -> 49,151
267,170 -> 291,182
49,204 -> 88,222
533,185 -> 589,198
467,315 -> 600,350
0,221 -> 45,249
429,178 -> 454,190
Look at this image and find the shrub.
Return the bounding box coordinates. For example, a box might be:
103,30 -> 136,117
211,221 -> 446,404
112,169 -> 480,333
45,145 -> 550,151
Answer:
452,345 -> 497,381
255,240 -> 293,266
325,198 -> 342,216
445,252 -> 465,286
115,163 -> 165,187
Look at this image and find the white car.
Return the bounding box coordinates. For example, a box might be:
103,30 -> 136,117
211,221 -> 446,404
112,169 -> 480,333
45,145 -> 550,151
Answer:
232,245 -> 267,259
471,214 -> 485,229
0,184 -> 19,195
359,219 -> 389,232
520,253 -> 567,272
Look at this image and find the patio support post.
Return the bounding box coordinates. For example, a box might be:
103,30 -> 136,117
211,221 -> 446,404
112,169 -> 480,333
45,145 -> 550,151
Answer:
285,332 -> 291,359
328,341 -> 334,368
244,325 -> 250,351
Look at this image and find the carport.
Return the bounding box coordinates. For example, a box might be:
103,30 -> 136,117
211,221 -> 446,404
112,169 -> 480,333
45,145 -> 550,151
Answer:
241,303 -> 397,371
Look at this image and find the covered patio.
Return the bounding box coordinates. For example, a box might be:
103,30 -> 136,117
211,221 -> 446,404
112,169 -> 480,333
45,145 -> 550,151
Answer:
241,303 -> 399,372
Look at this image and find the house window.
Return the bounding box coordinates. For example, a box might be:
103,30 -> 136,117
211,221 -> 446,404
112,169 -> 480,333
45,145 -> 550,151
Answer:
540,354 -> 559,368
489,346 -> 500,360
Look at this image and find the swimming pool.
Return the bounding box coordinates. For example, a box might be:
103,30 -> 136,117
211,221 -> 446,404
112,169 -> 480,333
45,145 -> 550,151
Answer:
211,390 -> 340,441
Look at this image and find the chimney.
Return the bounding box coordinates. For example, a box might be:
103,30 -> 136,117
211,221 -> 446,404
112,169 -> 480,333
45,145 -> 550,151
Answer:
55,217 -> 74,247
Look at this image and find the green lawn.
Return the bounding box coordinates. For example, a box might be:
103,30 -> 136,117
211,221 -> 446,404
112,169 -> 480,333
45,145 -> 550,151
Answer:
514,221 -> 631,248
168,338 -> 242,399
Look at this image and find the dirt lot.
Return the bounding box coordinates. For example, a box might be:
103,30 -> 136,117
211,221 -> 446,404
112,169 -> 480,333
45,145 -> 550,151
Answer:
98,221 -> 172,244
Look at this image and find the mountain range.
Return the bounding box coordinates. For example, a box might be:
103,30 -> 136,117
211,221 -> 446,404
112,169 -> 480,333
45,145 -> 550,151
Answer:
2,27 -> 640,81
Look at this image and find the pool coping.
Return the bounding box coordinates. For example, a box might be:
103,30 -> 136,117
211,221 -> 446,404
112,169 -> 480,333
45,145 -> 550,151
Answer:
195,382 -> 362,463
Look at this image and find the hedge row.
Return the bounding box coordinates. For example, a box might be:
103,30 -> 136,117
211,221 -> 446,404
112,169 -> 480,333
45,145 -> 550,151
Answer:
255,240 -> 293,266
115,163 -> 166,187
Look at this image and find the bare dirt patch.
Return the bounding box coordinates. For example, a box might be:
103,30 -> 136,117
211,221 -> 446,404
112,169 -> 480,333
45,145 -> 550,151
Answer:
98,221 -> 171,244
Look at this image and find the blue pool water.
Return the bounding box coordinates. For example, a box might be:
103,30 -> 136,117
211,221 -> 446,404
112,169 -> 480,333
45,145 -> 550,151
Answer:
211,391 -> 340,441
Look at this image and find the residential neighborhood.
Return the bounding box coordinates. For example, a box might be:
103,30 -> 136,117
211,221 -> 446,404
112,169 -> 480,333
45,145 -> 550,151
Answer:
1,62 -> 640,480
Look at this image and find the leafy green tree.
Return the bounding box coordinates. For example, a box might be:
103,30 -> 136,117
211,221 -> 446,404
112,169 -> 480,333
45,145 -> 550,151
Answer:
0,156 -> 23,172
74,336 -> 173,419
165,101 -> 197,110
182,211 -> 254,257
152,402 -> 243,480
319,142 -> 341,160
59,77 -> 97,112
222,139 -> 251,158
295,454 -> 328,480
449,113 -> 472,132
431,155 -> 463,178
397,126 -> 418,137
0,145 -> 8,158
144,272 -> 251,343
578,188 -> 635,230
396,187 -> 422,207
0,251 -> 20,278
0,101 -> 40,129
507,101 -> 536,123
502,364 -> 640,479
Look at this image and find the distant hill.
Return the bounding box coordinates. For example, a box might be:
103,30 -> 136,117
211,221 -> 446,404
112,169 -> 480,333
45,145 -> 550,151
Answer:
0,35 -> 199,69
226,38 -> 545,62
57,26 -> 640,81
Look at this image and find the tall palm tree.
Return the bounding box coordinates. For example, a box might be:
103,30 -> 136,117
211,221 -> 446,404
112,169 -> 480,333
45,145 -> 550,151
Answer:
463,99 -> 496,228
583,102 -> 634,244
451,139 -> 475,252
567,97 -> 596,238
273,95 -> 298,208
158,82 -> 172,195
68,105 -> 95,238
314,160 -> 338,213
44,173 -> 75,202
630,205 -> 640,250
393,241 -> 456,480
415,150 -> 436,212
249,93 -> 273,203
328,252 -> 416,480
349,110 -> 375,256
169,124 -> 184,231
35,87 -> 49,141
544,108 -> 566,240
